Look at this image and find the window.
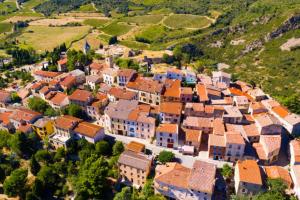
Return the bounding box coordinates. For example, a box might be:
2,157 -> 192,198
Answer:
229,145 -> 232,148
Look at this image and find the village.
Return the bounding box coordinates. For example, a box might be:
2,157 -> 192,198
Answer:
0,42 -> 300,200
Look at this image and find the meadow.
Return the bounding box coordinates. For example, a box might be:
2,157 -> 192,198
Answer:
163,14 -> 213,29
17,25 -> 90,52
100,22 -> 134,36
83,18 -> 111,28
0,23 -> 13,34
120,14 -> 164,25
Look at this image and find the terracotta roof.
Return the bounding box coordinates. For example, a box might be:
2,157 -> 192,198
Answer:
260,135 -> 281,154
127,105 -> 155,124
69,89 -> 92,102
237,160 -> 262,185
180,87 -> 193,95
213,118 -> 225,135
185,129 -> 201,142
39,86 -> 50,95
31,81 -> 46,90
290,140 -> 300,162
188,161 -> 216,194
0,112 -> 12,126
33,118 -> 51,128
209,134 -> 225,147
126,141 -> 145,153
127,76 -> 164,94
54,115 -> 82,130
49,92 -> 68,105
254,113 -> 280,128
0,90 -> 11,103
108,87 -> 137,100
90,62 -> 106,70
156,123 -> 178,134
196,84 -> 209,102
57,57 -> 67,65
163,79 -> 180,98
86,75 -> 101,83
253,143 -> 268,160
10,108 -> 41,122
17,89 -> 30,99
105,100 -> 138,120
225,131 -> 245,145
118,150 -> 152,171
183,117 -> 213,128
155,163 -> 191,189
272,106 -> 289,118
265,166 -> 292,188
18,124 -> 32,133
118,69 -> 136,78
243,124 -> 260,137
74,122 -> 103,138
60,75 -> 76,88
160,102 -> 182,115
228,87 -> 254,101
34,70 -> 61,78
185,102 -> 204,112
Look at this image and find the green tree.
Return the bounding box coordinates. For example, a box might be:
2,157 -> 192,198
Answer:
74,155 -> 109,199
114,187 -> 132,200
66,103 -> 84,118
112,141 -> 124,156
30,155 -> 41,176
109,36 -> 118,45
34,149 -> 52,164
95,140 -> 111,156
10,92 -> 21,103
157,151 -> 175,164
3,168 -> 28,198
221,164 -> 233,179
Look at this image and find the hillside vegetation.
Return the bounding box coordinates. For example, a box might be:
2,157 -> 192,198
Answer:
0,0 -> 300,112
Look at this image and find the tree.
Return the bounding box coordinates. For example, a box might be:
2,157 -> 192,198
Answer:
37,165 -> 65,196
30,155 -> 41,176
157,151 -> 174,164
66,103 -> 84,118
142,179 -> 154,198
114,187 -> 132,200
109,36 -> 118,45
34,149 -> 52,164
112,141 -> 124,156
3,168 -> 28,198
74,155 -> 109,199
95,140 -> 111,156
253,179 -> 289,200
28,97 -> 57,116
221,164 -> 233,179
10,92 -> 21,103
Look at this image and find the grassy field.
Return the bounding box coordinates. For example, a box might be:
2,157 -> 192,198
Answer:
0,0 -> 18,14
100,22 -> 134,36
71,31 -> 102,51
76,4 -> 97,12
135,25 -> 168,43
98,34 -> 111,44
119,40 -> 149,50
17,25 -> 90,52
163,14 -> 213,29
120,15 -> 164,25
0,23 -> 13,34
83,18 -> 111,27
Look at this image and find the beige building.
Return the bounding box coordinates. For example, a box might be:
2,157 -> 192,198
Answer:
253,135 -> 281,165
156,124 -> 179,149
126,76 -> 164,106
234,160 -> 263,196
290,140 -> 300,166
118,150 -> 152,188
49,115 -> 82,149
154,161 -> 216,200
159,102 -> 182,124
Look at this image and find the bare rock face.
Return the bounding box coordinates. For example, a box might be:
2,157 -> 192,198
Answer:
265,14 -> 300,41
242,40 -> 264,55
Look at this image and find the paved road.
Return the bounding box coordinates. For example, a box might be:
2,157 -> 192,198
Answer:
105,132 -> 231,168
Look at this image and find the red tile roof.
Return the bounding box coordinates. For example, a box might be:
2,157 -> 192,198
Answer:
34,70 -> 61,78
69,89 -> 92,102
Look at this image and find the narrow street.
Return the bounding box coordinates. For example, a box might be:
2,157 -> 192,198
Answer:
105,132 -> 231,168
